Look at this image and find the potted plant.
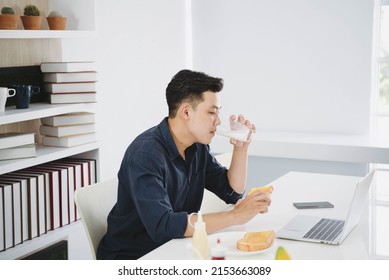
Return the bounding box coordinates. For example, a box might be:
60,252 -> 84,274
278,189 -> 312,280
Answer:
20,4 -> 42,30
46,11 -> 67,30
0,7 -> 19,30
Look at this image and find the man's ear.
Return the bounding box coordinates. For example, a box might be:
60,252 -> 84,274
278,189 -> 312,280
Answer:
179,103 -> 191,120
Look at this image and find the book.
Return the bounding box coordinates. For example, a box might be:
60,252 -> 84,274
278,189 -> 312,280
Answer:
42,132 -> 97,148
35,165 -> 69,227
0,133 -> 35,150
48,92 -> 97,104
0,144 -> 36,161
0,183 -> 13,249
44,82 -> 96,93
60,159 -> 91,187
40,61 -> 96,73
11,181 -> 22,245
5,177 -> 29,242
68,158 -> 97,185
0,179 -> 22,246
44,162 -> 77,223
0,187 -> 3,251
60,158 -> 97,186
16,169 -> 51,233
26,167 -> 60,230
8,173 -> 47,236
55,160 -> 88,220
43,72 -> 97,83
25,175 -> 38,239
41,112 -> 95,126
39,123 -> 96,137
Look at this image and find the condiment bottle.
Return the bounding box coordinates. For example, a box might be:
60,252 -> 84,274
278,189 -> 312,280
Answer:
192,211 -> 209,259
211,238 -> 226,260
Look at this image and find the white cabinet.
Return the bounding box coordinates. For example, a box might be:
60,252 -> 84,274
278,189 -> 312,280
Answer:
0,0 -> 98,259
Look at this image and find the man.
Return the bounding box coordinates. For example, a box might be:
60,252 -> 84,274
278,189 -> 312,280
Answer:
97,69 -> 271,259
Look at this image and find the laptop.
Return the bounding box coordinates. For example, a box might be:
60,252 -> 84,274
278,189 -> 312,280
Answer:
276,170 -> 375,245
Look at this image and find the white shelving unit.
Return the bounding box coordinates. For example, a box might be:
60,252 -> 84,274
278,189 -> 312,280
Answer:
0,106 -> 99,261
0,137 -> 99,176
0,30 -> 96,39
0,0 -> 96,37
0,0 -> 98,260
0,103 -> 96,126
0,220 -> 92,260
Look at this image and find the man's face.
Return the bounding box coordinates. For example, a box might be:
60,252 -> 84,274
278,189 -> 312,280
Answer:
188,91 -> 221,144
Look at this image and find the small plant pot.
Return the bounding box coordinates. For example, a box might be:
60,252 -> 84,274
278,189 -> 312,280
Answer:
21,15 -> 42,30
47,17 -> 67,30
0,14 -> 19,30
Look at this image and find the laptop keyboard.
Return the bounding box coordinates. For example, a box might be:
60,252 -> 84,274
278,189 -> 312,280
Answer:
303,218 -> 345,242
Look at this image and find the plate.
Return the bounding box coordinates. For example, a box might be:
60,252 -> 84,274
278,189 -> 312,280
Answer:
208,231 -> 276,256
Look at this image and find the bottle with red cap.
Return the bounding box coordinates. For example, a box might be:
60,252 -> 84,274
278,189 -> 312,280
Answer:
211,238 -> 226,260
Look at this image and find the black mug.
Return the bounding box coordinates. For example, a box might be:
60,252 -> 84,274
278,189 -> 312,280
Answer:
12,85 -> 40,109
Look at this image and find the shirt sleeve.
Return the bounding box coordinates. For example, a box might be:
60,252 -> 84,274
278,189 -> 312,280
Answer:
124,150 -> 188,244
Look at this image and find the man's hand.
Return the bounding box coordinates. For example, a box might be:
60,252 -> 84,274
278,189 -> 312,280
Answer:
184,191 -> 271,237
232,190 -> 272,225
229,114 -> 256,147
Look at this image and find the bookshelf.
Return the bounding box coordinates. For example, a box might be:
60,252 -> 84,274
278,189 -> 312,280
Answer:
0,0 -> 97,259
0,220 -> 89,260
0,103 -> 96,126
0,0 -> 96,37
0,30 -> 96,39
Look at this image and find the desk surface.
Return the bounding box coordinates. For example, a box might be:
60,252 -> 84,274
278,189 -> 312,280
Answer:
141,171 -> 382,260
210,131 -> 389,164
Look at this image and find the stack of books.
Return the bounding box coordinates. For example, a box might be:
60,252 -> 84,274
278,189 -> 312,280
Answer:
40,112 -> 97,147
0,158 -> 97,250
0,132 -> 36,161
40,61 -> 97,104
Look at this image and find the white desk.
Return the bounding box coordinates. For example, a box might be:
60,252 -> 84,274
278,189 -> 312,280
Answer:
210,131 -> 389,164
141,171 -> 379,260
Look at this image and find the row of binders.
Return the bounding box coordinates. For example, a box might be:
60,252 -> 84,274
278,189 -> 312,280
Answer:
41,61 -> 97,104
0,158 -> 97,252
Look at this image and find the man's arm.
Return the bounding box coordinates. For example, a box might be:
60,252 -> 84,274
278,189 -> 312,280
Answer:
184,190 -> 271,237
226,114 -> 255,194
184,114 -> 262,237
227,144 -> 249,194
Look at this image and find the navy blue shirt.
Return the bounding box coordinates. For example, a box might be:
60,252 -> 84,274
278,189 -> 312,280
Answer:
97,118 -> 243,259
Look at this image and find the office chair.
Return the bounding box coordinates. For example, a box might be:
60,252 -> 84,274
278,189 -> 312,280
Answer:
200,152 -> 233,214
74,178 -> 118,259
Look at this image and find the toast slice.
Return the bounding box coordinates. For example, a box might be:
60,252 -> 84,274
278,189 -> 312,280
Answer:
248,185 -> 273,195
237,230 -> 275,252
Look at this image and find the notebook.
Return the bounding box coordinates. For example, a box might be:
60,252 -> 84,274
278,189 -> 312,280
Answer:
276,170 -> 375,245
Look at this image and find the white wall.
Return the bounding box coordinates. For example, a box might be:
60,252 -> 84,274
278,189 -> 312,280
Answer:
192,0 -> 374,135
63,0 -> 191,179
191,0 -> 375,183
62,0 -> 376,181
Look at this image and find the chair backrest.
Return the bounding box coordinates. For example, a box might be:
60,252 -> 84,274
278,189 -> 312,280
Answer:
200,152 -> 232,214
74,178 -> 118,259
214,152 -> 233,168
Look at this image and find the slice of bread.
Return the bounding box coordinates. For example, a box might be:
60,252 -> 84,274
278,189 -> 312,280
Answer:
237,230 -> 275,252
248,185 -> 273,195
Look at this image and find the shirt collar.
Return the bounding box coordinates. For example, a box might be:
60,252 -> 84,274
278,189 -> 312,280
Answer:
159,117 -> 181,160
158,117 -> 198,161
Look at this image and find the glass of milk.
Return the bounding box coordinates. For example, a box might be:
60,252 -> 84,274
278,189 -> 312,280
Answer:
216,115 -> 252,142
